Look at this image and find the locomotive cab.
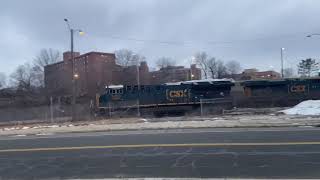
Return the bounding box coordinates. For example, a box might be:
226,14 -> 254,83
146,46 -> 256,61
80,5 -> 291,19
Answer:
98,85 -> 124,108
106,85 -> 124,101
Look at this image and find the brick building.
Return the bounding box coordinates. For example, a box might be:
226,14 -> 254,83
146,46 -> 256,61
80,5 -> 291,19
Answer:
242,69 -> 281,80
224,68 -> 281,80
44,51 -> 201,98
149,64 -> 201,84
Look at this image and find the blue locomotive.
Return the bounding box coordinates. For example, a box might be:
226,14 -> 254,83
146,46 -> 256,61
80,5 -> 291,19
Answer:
97,79 -> 234,116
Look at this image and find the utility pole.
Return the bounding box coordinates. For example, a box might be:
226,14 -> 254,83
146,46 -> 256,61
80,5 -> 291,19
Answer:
281,48 -> 285,78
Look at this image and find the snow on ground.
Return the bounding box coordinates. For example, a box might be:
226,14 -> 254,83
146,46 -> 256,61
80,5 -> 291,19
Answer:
281,100 -> 320,115
1,114 -> 320,136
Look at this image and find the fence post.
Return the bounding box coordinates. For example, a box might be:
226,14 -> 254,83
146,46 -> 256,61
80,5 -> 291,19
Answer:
50,96 -> 53,123
108,102 -> 111,117
200,99 -> 203,116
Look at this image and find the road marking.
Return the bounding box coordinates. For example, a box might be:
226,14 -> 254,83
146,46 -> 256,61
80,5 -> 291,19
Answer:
1,142 -> 320,153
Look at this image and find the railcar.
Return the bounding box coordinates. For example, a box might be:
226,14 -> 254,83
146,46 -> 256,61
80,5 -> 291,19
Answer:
238,78 -> 320,107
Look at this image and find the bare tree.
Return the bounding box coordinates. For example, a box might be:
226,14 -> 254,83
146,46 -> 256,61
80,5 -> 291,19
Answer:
226,60 -> 242,74
10,63 -> 38,91
207,57 -> 217,78
194,52 -> 209,79
216,60 -> 228,78
194,52 -> 228,79
115,49 -> 145,66
283,68 -> 294,78
33,49 -> 61,87
156,57 -> 176,69
0,72 -> 6,89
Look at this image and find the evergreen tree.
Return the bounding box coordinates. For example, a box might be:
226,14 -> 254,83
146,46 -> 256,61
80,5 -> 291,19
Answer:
297,58 -> 319,77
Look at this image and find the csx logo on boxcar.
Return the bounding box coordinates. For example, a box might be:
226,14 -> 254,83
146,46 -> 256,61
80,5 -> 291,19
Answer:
290,85 -> 306,93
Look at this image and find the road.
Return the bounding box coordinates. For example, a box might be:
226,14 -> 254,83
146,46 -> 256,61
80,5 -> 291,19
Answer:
1,127 -> 320,179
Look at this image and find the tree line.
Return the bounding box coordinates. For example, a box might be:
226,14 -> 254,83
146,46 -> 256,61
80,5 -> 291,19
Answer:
0,49 -> 60,91
115,49 -> 243,79
1,48 -> 319,92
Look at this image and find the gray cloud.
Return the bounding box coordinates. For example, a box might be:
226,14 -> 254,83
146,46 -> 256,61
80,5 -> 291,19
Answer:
1,0 -> 320,74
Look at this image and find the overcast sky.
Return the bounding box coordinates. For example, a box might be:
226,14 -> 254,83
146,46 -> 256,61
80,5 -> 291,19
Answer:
1,0 -> 320,75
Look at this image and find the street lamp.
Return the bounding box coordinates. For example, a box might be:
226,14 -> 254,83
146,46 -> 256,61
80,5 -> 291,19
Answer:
281,48 -> 285,78
64,18 -> 84,121
306,34 -> 320,76
307,34 -> 320,38
73,73 -> 79,79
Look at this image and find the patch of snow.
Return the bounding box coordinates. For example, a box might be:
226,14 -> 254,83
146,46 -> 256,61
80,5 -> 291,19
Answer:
22,126 -> 30,130
67,124 -> 74,127
141,118 -> 148,122
14,134 -> 26,137
4,127 -> 16,131
46,125 -> 59,128
281,100 -> 320,115
36,133 -> 53,136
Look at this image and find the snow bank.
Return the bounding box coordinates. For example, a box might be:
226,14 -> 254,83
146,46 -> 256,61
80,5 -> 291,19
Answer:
281,100 -> 320,115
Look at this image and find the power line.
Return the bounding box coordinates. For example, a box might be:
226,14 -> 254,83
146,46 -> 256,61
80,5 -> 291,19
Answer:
103,31 -> 309,46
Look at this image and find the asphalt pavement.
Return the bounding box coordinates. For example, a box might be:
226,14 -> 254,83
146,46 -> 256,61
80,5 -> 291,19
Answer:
1,127 -> 320,179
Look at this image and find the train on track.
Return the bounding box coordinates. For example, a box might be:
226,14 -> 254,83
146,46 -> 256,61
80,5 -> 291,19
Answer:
96,78 -> 320,117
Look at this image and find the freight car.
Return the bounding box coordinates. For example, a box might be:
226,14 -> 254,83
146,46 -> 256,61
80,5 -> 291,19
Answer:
97,79 -> 234,116
237,78 -> 320,107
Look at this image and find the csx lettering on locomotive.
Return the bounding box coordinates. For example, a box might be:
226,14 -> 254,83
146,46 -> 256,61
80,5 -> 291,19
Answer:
169,90 -> 188,98
290,85 -> 306,93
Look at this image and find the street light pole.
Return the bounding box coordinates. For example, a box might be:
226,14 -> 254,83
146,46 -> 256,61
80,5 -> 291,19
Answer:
64,18 -> 83,121
70,28 -> 76,121
306,34 -> 320,76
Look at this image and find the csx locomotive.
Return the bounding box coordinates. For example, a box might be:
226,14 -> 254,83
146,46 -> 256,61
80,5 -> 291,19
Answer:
98,79 -> 234,116
97,78 -> 320,116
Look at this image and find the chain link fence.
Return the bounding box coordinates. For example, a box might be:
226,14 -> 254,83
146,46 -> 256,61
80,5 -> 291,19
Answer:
199,98 -> 234,116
